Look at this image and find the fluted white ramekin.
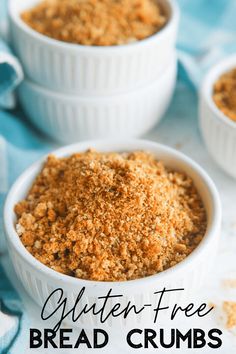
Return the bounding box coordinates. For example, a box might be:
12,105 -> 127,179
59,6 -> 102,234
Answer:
199,54 -> 236,179
4,140 -> 221,329
18,56 -> 177,143
9,0 -> 179,95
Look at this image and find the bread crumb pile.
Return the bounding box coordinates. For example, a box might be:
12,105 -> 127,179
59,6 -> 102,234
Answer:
15,150 -> 206,281
223,301 -> 236,329
21,0 -> 167,46
213,68 -> 236,122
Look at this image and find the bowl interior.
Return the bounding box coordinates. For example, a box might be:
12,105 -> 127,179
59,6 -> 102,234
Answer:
4,140 -> 221,287
202,54 -> 236,129
11,0 -> 172,20
9,0 -> 175,51
11,0 -> 41,12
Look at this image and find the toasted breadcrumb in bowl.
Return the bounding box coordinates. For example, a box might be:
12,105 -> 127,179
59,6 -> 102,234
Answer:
200,54 -> 236,178
9,0 -> 179,95
4,140 -> 221,328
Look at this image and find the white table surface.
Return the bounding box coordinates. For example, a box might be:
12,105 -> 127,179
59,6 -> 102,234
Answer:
1,82 -> 236,353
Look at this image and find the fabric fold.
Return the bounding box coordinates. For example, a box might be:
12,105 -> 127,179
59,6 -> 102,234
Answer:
0,40 -> 23,109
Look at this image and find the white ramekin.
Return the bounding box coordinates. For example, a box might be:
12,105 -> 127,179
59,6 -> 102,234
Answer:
4,139 -> 221,329
9,0 -> 179,95
18,56 -> 177,143
199,54 -> 236,179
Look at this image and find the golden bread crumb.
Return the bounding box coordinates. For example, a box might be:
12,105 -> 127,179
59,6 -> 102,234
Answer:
222,279 -> 236,289
15,150 -> 206,281
213,68 -> 236,122
223,301 -> 236,329
21,0 -> 167,46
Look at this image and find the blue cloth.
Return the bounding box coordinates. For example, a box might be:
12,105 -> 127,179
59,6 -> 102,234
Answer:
0,114 -> 53,354
0,41 -> 23,109
177,0 -> 236,88
0,0 -> 23,109
0,0 -> 236,353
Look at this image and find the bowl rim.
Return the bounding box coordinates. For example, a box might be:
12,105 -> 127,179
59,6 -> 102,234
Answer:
4,139 -> 221,289
201,53 -> 236,130
9,0 -> 179,52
